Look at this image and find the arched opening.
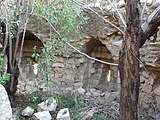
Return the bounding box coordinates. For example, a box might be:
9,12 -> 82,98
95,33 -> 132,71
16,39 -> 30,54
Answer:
18,31 -> 44,91
83,38 -> 118,92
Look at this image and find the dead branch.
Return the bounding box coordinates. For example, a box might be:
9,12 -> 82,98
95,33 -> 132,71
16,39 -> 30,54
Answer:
107,0 -> 126,27
66,42 -> 118,66
31,13 -> 118,66
140,5 -> 160,47
73,0 -> 125,35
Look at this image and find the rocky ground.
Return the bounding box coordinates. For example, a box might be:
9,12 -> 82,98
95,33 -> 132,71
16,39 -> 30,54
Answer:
11,82 -> 160,120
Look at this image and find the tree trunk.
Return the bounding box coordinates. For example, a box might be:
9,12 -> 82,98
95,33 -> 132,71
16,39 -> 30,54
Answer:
1,22 -> 19,96
5,37 -> 19,96
119,1 -> 141,120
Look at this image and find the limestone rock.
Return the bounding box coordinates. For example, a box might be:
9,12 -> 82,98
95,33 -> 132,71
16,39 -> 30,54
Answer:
153,86 -> 160,96
0,84 -> 12,120
90,88 -> 102,97
34,111 -> 52,120
21,106 -> 34,117
12,108 -> 21,120
141,84 -> 152,93
156,113 -> 160,120
81,109 -> 95,120
148,107 -> 156,118
38,98 -> 57,112
77,87 -> 86,94
105,91 -> 119,102
57,108 -> 70,120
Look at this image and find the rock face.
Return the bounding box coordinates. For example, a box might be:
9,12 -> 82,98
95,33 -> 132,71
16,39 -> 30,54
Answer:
0,85 -> 12,120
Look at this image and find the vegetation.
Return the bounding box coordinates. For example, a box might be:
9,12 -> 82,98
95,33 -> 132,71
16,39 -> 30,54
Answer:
0,0 -> 88,94
19,91 -> 113,120
1,0 -> 160,120
0,54 -> 10,85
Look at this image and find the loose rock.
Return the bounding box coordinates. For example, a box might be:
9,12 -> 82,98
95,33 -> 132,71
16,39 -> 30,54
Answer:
57,108 -> 71,120
38,98 -> 57,112
21,106 -> 34,117
34,111 -> 52,120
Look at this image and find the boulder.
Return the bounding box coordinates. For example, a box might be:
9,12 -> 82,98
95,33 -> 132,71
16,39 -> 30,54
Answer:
0,84 -> 12,120
21,106 -> 34,117
57,108 -> 71,120
34,111 -> 52,120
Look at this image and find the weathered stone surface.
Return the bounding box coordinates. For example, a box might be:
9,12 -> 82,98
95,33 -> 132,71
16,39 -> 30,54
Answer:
105,91 -> 119,102
57,108 -> 70,120
34,111 -> 52,120
141,84 -> 152,93
77,87 -> 86,94
155,96 -> 160,109
139,92 -> 153,104
90,88 -> 102,97
16,2 -> 160,119
12,108 -> 21,120
0,85 -> 12,120
153,86 -> 160,96
38,98 -> 57,112
21,106 -> 34,117
81,109 -> 95,120
156,113 -> 160,120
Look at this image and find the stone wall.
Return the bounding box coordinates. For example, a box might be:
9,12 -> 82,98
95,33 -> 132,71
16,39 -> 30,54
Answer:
17,1 -> 160,119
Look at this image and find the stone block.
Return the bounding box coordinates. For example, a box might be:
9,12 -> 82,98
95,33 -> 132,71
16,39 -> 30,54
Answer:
21,106 -> 34,117
25,66 -> 30,72
90,88 -> 102,97
21,73 -> 26,79
77,87 -> 86,94
34,111 -> 52,120
142,71 -> 150,79
153,86 -> 160,96
57,108 -> 70,120
139,92 -> 153,104
74,82 -> 83,89
38,98 -> 57,112
141,84 -> 152,93
52,63 -> 64,68
105,91 -> 119,102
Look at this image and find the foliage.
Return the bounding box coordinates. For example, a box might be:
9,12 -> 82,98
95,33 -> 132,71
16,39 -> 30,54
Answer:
0,54 -> 10,85
53,93 -> 88,119
31,0 -> 88,91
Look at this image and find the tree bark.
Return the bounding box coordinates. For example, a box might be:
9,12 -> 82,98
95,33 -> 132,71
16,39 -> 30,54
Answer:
1,22 -> 19,96
119,1 -> 141,120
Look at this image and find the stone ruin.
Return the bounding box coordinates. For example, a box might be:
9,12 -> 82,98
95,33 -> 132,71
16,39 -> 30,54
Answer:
10,0 -> 160,119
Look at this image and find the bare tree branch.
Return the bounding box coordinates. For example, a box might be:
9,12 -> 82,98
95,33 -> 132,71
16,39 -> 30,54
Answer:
31,13 -> 118,66
73,0 -> 125,35
140,5 -> 160,48
66,42 -> 118,66
108,0 -> 126,27
140,0 -> 147,20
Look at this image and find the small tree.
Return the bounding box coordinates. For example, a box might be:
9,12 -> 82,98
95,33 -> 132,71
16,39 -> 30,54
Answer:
119,1 -> 160,120
0,0 -> 88,96
72,0 -> 160,119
